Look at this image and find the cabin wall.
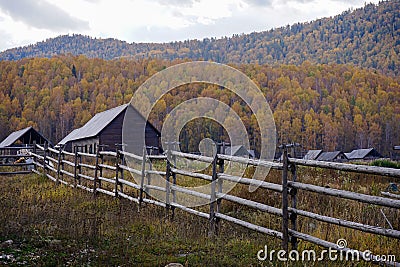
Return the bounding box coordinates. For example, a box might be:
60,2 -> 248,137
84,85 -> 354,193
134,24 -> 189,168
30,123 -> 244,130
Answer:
63,142 -> 72,152
99,111 -> 124,150
333,153 -> 348,162
72,137 -> 99,153
145,122 -> 160,149
20,129 -> 51,147
100,108 -> 160,153
98,110 -> 159,152
121,106 -> 161,154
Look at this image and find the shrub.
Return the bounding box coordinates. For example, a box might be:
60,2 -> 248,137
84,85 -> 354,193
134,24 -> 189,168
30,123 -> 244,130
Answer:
370,159 -> 400,169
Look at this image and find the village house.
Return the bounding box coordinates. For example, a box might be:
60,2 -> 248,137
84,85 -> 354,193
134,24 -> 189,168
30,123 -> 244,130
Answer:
344,148 -> 382,161
225,145 -> 255,158
57,104 -> 160,153
302,149 -> 347,162
316,151 -> 348,162
303,149 -> 323,160
0,126 -> 52,154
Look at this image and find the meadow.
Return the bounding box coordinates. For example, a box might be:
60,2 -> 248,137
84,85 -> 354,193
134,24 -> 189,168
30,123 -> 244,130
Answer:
0,167 -> 399,266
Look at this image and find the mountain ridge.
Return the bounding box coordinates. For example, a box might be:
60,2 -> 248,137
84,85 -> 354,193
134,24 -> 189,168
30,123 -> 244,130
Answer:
0,1 -> 399,75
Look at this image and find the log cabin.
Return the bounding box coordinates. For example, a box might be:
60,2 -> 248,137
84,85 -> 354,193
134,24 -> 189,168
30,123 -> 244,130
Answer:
57,104 -> 160,153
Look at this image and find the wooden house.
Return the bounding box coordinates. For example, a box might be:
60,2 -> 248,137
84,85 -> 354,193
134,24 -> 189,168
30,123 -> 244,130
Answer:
57,104 -> 160,153
316,151 -> 348,162
0,126 -> 51,149
225,145 -> 254,158
344,148 -> 382,161
303,149 -> 323,160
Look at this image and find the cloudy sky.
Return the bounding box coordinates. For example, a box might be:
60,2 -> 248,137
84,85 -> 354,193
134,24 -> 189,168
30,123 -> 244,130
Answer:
0,0 -> 380,52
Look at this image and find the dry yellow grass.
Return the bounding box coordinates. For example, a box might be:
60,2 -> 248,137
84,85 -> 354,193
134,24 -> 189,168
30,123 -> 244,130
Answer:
0,168 -> 398,266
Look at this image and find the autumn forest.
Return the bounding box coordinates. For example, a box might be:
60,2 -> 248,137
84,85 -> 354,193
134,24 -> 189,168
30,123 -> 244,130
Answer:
0,55 -> 399,156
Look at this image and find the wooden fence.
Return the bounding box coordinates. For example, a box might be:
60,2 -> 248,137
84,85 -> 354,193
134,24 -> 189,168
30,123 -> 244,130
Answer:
28,143 -> 400,266
0,146 -> 35,175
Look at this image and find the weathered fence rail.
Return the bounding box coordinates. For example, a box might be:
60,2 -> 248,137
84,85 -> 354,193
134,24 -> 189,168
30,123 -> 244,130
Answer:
0,146 -> 35,175
290,158 -> 400,178
27,143 -> 400,266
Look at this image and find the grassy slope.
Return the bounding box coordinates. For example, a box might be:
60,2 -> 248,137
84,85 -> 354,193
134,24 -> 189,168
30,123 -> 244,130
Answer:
0,171 -> 398,266
0,174 -> 269,266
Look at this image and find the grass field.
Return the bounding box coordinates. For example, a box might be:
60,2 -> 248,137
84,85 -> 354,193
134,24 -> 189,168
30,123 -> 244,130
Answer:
0,169 -> 399,266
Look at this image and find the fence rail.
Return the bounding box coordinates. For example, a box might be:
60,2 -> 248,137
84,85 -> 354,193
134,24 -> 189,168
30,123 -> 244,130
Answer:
25,143 -> 400,266
0,146 -> 35,175
289,158 -> 400,178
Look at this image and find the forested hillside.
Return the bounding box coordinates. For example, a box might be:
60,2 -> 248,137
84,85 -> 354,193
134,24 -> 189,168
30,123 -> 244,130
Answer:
0,1 -> 398,75
0,56 -> 399,156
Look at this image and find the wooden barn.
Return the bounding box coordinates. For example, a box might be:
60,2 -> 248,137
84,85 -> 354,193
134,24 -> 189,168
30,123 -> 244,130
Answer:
345,148 -> 382,161
316,151 -> 348,162
0,126 -> 51,149
303,149 -> 323,160
225,145 -> 255,158
57,104 -> 160,153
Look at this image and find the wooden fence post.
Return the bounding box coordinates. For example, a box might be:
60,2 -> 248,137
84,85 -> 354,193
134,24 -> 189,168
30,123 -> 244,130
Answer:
56,146 -> 62,185
43,142 -> 48,175
165,143 -> 172,217
119,145 -> 125,193
61,148 -> 65,183
171,143 -> 178,220
290,160 -> 298,250
209,152 -> 218,237
99,149 -> 103,189
215,141 -> 225,234
78,149 -> 82,186
145,148 -> 153,196
73,146 -> 78,188
139,146 -> 147,206
93,146 -> 100,196
115,147 -> 120,198
32,141 -> 37,172
281,145 -> 289,252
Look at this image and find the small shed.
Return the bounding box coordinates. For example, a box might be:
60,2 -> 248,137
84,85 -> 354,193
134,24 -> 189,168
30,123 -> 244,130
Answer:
345,148 -> 382,161
316,151 -> 347,162
58,104 -> 160,153
303,150 -> 323,160
0,126 -> 51,149
225,145 -> 254,158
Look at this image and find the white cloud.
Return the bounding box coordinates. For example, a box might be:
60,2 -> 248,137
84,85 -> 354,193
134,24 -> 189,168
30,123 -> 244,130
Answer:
243,0 -> 273,7
0,30 -> 13,50
0,0 -> 89,31
156,0 -> 200,7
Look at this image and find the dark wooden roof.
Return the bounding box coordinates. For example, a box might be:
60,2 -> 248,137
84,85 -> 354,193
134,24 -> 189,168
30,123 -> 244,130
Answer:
225,145 -> 253,157
303,149 -> 323,160
316,151 -> 346,161
58,104 -> 128,145
345,148 -> 382,159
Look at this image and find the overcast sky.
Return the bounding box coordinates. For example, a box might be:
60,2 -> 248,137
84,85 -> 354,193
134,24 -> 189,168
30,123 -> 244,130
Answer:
0,0 -> 380,52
